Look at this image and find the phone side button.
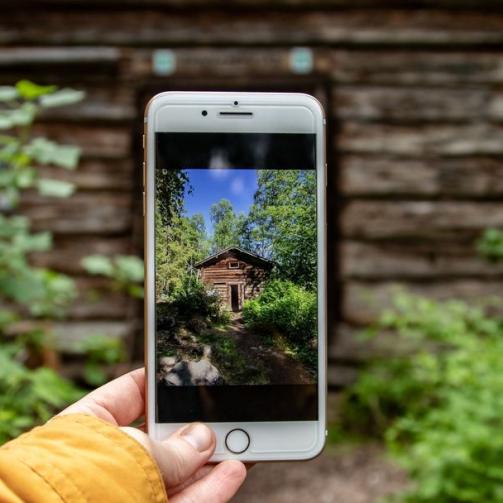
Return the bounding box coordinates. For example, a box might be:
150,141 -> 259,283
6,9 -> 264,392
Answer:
142,191 -> 146,217
225,429 -> 250,454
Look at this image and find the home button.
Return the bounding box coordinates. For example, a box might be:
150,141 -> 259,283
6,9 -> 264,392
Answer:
225,429 -> 250,454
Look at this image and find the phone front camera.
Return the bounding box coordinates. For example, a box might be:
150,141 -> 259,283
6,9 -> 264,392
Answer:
202,110 -> 208,116
233,101 -> 238,106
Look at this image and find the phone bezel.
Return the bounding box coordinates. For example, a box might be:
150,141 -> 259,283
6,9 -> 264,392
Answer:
144,92 -> 327,461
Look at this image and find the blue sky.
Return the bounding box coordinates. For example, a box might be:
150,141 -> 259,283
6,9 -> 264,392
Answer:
183,168 -> 258,235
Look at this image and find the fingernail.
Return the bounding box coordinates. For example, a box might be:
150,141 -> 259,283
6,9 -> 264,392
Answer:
180,423 -> 212,452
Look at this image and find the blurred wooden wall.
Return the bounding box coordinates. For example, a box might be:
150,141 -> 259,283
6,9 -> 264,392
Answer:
2,0 -> 503,385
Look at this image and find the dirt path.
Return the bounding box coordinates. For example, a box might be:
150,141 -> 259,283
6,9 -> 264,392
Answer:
234,444 -> 408,503
227,315 -> 313,385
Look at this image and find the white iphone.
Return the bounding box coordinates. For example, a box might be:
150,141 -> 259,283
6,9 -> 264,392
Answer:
143,92 -> 326,461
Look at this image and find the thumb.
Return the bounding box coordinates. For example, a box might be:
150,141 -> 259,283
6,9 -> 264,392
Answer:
122,423 -> 216,488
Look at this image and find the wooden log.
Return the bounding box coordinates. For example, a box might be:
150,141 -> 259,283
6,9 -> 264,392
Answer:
2,10 -> 503,47
32,124 -> 131,159
0,47 -> 120,65
21,192 -> 133,234
67,277 -> 138,320
329,323 -> 419,362
31,236 -> 134,274
333,51 -> 503,86
343,280 -> 503,325
339,122 -> 503,156
340,155 -> 503,197
340,240 -> 503,279
126,48 -> 332,80
38,159 -> 136,191
39,87 -> 136,123
341,200 -> 503,240
327,363 -> 360,388
6,0 -> 503,9
51,321 -> 134,353
335,86 -> 488,122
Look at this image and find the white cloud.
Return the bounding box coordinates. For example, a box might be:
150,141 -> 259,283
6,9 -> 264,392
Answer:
230,177 -> 245,195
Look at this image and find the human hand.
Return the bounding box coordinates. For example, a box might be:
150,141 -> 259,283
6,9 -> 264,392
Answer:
59,368 -> 247,502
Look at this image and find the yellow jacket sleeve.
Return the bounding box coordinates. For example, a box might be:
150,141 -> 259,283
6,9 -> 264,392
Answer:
0,414 -> 167,503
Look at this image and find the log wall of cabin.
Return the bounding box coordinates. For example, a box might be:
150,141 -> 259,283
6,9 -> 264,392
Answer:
3,1 -> 503,385
198,256 -> 269,309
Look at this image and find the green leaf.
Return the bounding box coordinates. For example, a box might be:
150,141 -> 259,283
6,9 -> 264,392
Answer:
15,80 -> 57,100
116,255 -> 144,282
40,89 -> 85,108
24,138 -> 80,169
37,178 -> 75,198
81,255 -> 114,276
0,86 -> 18,102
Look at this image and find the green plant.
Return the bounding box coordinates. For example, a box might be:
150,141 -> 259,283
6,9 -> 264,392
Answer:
477,228 -> 503,262
170,274 -> 228,323
78,335 -> 126,386
82,254 -> 144,299
341,292 -> 503,503
242,279 -> 317,369
0,80 -> 85,443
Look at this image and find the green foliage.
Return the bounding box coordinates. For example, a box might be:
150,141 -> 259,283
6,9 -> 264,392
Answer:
0,80 -> 85,444
243,279 -> 317,369
342,292 -> 503,503
170,275 -> 228,323
210,198 -> 244,251
82,254 -> 144,299
477,228 -> 503,262
156,207 -> 209,301
0,337 -> 83,444
243,170 -> 317,290
78,335 -> 126,386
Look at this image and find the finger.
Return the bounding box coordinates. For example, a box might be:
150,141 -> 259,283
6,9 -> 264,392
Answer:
168,461 -> 254,496
59,368 -> 145,426
171,460 -> 247,503
167,465 -> 213,496
151,422 -> 216,487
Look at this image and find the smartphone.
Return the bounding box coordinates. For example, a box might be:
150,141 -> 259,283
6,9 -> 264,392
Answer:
144,92 -> 326,461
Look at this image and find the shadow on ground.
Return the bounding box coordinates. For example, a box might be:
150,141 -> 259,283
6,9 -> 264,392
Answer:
234,444 -> 408,503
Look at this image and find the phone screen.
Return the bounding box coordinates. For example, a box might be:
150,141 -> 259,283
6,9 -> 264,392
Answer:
155,132 -> 318,422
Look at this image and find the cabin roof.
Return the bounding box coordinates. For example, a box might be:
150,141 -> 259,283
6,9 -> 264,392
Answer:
194,246 -> 274,269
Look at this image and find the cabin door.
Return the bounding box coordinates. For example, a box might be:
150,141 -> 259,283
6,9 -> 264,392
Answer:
230,284 -> 240,312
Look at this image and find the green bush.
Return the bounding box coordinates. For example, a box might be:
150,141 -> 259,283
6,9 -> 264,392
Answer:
171,275 -> 228,323
243,280 -> 317,367
341,292 -> 503,503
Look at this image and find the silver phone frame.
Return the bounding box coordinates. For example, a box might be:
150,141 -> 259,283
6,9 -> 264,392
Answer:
144,92 -> 327,461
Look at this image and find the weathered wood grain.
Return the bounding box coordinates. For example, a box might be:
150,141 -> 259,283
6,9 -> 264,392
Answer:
339,123 -> 503,156
343,280 -> 503,324
327,363 -> 360,388
21,192 -> 133,234
126,48 -> 331,80
0,47 -> 120,65
333,51 -> 503,86
38,159 -> 136,191
335,86 -> 489,122
340,241 -> 503,279
52,321 -> 134,352
342,201 -> 503,240
3,10 -> 503,47
67,277 -> 137,320
31,236 -> 134,274
340,156 -> 503,197
40,87 -> 135,123
329,323 -> 419,362
7,0 -> 503,8
32,124 -> 130,159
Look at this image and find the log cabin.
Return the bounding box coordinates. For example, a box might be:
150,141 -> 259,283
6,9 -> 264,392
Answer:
195,247 -> 273,312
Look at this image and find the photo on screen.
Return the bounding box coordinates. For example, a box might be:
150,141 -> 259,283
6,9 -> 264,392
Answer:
155,133 -> 318,396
